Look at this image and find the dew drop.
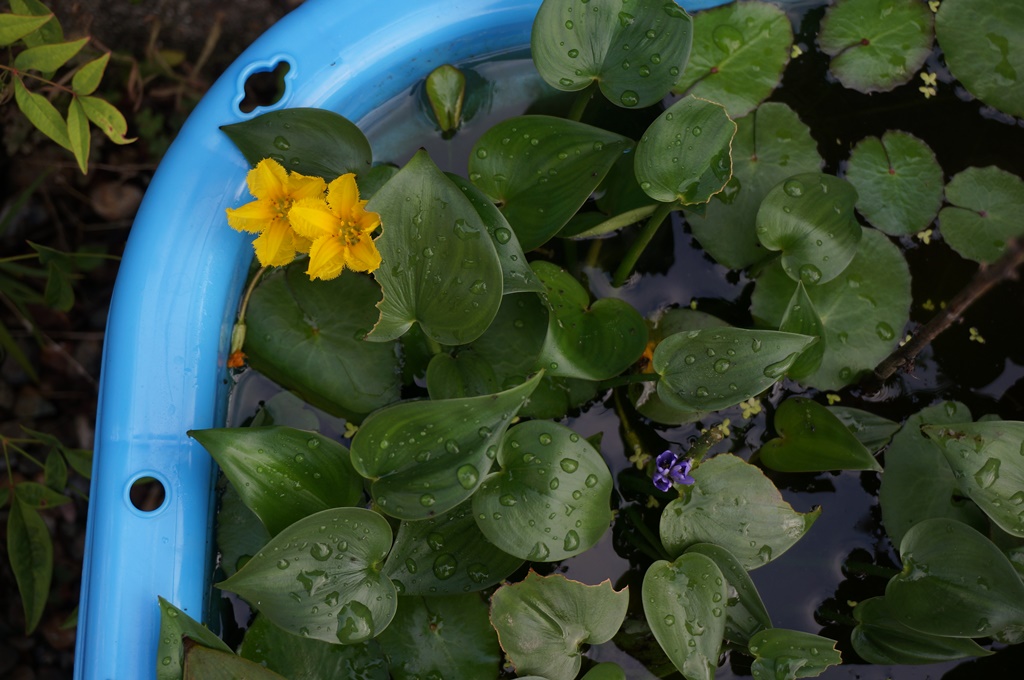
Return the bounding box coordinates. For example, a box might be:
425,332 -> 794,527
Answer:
713,358 -> 731,374
433,553 -> 458,580
310,542 -> 332,561
457,464 -> 479,489
560,458 -> 579,473
783,178 -> 805,197
974,458 -> 1001,489
528,542 -> 551,560
420,493 -> 436,507
799,263 -> 823,285
273,135 -> 290,150
336,601 -> 375,644
585,474 -> 599,488
620,90 -> 640,107
563,530 -> 581,552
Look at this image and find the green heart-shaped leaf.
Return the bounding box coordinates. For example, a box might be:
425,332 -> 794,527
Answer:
383,498 -> 523,596
490,572 -> 628,680
924,420 -> 1024,537
367,150 -> 503,344
350,373 -> 542,520
533,261 -> 648,380
376,595 -> 500,680
190,427 -> 363,536
887,517 -> 1024,643
777,282 -> 824,380
938,166 -> 1024,263
157,597 -> 232,680
750,227 -> 911,390
851,596 -> 994,665
221,108 -> 372,180
747,629 -> 842,680
759,398 -> 882,473
673,1 -> 792,117
531,0 -> 693,108
845,131 -> 943,236
446,174 -> 544,295
635,95 -> 736,205
473,420 -> 613,562
878,402 -> 988,549
684,543 -> 771,645
244,264 -> 401,420
936,0 -> 1024,118
756,173 -> 861,286
218,507 -> 397,645
642,553 -> 727,680
660,454 -> 820,569
468,116 -> 632,250
819,0 -> 934,94
688,102 -> 823,269
425,352 -> 501,400
653,327 -> 816,412
238,614 -> 389,680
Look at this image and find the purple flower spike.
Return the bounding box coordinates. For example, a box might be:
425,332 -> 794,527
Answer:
652,450 -> 695,492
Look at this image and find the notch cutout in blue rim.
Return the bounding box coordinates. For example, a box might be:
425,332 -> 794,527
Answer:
235,56 -> 296,116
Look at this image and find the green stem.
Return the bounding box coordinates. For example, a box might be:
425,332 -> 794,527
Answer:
612,200 -> 677,287
567,82 -> 597,122
570,205 -> 659,240
597,372 -> 659,391
424,335 -> 443,356
584,238 -> 603,269
689,425 -> 727,465
236,267 -> 268,326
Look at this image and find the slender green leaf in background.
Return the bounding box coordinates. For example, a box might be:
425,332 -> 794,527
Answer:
7,499 -> 53,634
14,36 -> 87,72
71,52 -> 110,96
14,77 -> 71,150
0,13 -> 52,46
78,95 -> 136,144
67,97 -> 90,174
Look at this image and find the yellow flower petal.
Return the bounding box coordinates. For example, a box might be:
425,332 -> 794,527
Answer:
307,236 -> 347,281
289,198 -> 340,240
288,173 -> 328,201
355,209 -> 382,234
292,232 -> 313,254
345,234 -> 383,273
247,158 -> 289,201
226,200 -> 279,233
252,219 -> 297,267
326,173 -> 362,220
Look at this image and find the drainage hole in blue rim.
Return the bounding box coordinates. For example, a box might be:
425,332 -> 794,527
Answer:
129,476 -> 166,513
239,60 -> 290,114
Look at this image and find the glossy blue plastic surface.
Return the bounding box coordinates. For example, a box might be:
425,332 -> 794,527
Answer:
75,0 -> 728,677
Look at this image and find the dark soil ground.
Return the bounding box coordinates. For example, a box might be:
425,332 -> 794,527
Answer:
1,2 -> 301,677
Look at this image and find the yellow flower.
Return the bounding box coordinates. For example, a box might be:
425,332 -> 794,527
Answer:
226,159 -> 327,267
288,173 -> 382,281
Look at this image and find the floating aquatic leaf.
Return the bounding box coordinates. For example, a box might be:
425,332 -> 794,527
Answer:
218,507 -> 397,645
377,594 -> 500,680
751,227 -> 911,391
238,614 -> 389,680
759,397 -> 882,473
851,596 -> 994,665
367,150 -> 503,345
533,261 -> 648,381
643,553 -> 727,680
191,427 -> 363,536
756,173 -> 861,286
531,0 -> 693,108
684,543 -> 771,645
660,454 -> 820,569
777,282 -> 824,380
748,628 -> 842,680
221,108 -> 372,180
490,572 -> 628,680
473,420 -> 613,562
673,1 -> 792,117
635,95 -> 736,205
350,373 -> 541,520
845,131 -> 943,236
425,64 -> 465,135
924,419 -> 1024,537
468,116 -> 632,250
936,0 -> 1024,118
688,102 -> 823,269
818,0 -> 934,93
244,263 -> 401,421
887,517 -> 1024,644
939,166 -> 1024,264
829,405 -> 900,452
383,498 -> 522,596
878,402 -> 988,549
653,327 -> 816,412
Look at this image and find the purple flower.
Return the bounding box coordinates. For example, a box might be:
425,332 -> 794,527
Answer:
653,450 -> 695,492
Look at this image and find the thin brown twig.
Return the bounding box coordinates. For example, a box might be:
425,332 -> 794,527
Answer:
865,237 -> 1024,391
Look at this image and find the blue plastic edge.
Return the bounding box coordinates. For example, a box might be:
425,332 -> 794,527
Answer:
74,1 -> 729,678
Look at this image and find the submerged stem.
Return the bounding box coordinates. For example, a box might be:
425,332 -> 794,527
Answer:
612,201 -> 677,287
866,237 -> 1024,390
